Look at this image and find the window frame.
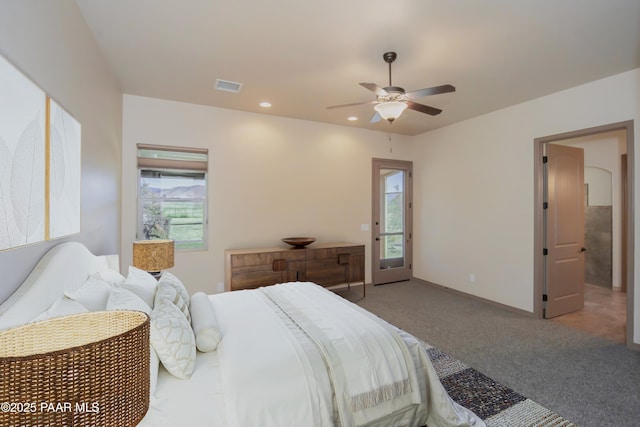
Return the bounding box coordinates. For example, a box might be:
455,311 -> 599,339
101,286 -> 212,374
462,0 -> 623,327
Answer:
136,144 -> 208,251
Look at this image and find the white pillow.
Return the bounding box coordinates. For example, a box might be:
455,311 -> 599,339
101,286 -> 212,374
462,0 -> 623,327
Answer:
106,287 -> 152,315
64,275 -> 112,311
31,296 -> 88,322
155,282 -> 190,323
150,297 -> 196,379
94,269 -> 126,287
158,272 -> 190,308
189,292 -> 221,352
122,266 -> 158,308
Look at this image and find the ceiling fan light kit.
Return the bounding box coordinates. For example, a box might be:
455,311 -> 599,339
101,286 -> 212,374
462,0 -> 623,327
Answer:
327,51 -> 455,124
374,101 -> 407,123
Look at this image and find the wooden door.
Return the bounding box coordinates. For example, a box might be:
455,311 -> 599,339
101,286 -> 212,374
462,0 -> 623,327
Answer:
545,144 -> 585,318
372,159 -> 413,285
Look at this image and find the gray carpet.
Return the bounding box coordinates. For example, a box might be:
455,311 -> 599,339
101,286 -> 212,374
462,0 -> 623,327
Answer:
342,280 -> 640,427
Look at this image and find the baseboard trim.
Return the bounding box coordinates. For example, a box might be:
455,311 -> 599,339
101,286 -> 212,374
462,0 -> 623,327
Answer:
628,340 -> 640,351
412,277 -> 535,318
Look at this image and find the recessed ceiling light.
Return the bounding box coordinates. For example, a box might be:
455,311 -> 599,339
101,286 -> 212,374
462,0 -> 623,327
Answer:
259,101 -> 272,108
348,116 -> 358,121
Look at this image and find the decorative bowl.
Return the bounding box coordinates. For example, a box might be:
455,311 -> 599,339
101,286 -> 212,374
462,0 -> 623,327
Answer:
281,237 -> 315,248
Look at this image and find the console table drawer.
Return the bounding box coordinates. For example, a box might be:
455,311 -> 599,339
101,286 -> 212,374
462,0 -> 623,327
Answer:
225,249 -> 306,291
225,243 -> 364,293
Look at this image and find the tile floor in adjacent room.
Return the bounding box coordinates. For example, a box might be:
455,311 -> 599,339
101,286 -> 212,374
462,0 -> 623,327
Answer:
551,283 -> 627,344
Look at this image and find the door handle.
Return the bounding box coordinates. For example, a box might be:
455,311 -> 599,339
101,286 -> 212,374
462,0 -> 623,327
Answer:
375,237 -> 380,241
579,247 -> 587,253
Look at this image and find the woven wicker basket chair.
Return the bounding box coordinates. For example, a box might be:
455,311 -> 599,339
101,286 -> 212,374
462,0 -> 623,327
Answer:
0,310 -> 150,427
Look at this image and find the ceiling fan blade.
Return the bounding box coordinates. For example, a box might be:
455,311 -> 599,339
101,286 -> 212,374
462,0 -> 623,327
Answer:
370,112 -> 382,123
327,100 -> 377,110
407,101 -> 442,116
359,82 -> 389,97
405,84 -> 455,100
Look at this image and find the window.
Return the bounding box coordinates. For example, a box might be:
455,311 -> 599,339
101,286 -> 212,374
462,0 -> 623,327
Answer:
381,169 -> 404,260
137,144 -> 208,250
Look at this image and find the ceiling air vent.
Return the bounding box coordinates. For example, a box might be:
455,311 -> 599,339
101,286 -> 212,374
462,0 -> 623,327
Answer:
215,79 -> 243,93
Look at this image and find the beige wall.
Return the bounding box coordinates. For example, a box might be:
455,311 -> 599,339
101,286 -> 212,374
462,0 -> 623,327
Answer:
410,68 -> 639,343
0,1 -> 122,301
122,95 -> 413,294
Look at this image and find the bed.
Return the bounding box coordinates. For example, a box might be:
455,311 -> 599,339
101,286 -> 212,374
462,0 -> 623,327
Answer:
0,242 -> 484,427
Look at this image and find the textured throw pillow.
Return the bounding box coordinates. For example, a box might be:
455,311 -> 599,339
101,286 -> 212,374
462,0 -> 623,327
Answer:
31,296 -> 89,322
150,297 -> 196,379
106,287 -> 152,315
158,271 -> 190,308
189,292 -> 221,352
64,275 -> 112,311
122,266 -> 158,308
155,282 -> 190,323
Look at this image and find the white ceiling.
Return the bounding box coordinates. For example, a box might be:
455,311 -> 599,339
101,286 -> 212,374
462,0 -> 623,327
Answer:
75,0 -> 640,136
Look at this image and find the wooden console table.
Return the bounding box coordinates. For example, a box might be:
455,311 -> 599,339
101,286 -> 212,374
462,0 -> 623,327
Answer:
224,242 -> 365,297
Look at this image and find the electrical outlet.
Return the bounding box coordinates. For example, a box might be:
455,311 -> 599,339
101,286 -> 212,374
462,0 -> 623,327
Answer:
217,282 -> 224,292
468,274 -> 476,283
360,224 -> 370,231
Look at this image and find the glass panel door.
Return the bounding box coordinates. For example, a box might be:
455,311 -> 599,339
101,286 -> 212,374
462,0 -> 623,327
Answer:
372,159 -> 412,285
380,169 -> 405,269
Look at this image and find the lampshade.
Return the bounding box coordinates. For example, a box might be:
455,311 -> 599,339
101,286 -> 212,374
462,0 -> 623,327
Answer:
133,239 -> 174,273
374,101 -> 408,123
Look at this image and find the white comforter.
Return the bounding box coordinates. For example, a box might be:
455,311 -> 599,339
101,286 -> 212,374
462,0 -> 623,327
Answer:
212,282 -> 483,427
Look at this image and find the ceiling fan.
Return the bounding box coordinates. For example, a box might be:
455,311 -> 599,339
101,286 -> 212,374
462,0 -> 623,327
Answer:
327,51 -> 455,123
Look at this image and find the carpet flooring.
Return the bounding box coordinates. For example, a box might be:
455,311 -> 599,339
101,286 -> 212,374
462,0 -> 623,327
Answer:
342,279 -> 640,427
425,343 -> 575,426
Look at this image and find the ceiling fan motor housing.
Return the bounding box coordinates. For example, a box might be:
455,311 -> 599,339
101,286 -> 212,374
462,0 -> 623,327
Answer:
380,86 -> 406,100
383,86 -> 405,94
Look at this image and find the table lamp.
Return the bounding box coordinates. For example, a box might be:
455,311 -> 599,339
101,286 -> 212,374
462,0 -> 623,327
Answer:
132,239 -> 174,278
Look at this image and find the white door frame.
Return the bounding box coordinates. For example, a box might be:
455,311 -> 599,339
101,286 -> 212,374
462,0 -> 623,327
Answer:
533,120 -> 636,349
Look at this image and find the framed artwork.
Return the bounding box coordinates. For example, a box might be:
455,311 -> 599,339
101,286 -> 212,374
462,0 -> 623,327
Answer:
0,54 -> 81,251
48,99 -> 81,239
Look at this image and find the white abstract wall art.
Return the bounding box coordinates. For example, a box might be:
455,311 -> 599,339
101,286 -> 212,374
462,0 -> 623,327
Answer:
49,99 -> 81,239
0,55 -> 46,250
0,54 -> 81,251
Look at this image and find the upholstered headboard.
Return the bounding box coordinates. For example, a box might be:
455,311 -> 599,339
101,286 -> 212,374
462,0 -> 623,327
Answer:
0,242 -> 119,330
